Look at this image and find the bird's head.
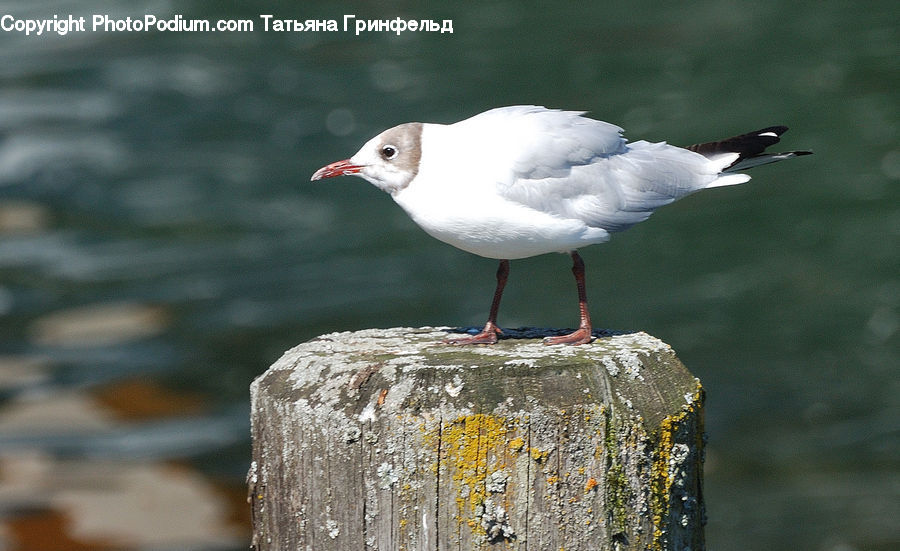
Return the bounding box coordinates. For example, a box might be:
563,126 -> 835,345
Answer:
311,122 -> 423,195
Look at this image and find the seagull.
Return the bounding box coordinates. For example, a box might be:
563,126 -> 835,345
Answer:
311,105 -> 810,345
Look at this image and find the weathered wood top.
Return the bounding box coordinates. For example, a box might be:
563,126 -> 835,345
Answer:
254,326 -> 700,432
250,327 -> 705,550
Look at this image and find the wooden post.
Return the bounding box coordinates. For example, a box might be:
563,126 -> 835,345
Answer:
249,327 -> 705,551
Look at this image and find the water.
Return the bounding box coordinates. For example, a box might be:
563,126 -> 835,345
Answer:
0,1 -> 896,549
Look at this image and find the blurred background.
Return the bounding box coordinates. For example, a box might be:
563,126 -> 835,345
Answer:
0,1 -> 896,549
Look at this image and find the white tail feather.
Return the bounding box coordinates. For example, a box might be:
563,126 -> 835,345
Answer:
725,151 -> 809,172
707,173 -> 751,188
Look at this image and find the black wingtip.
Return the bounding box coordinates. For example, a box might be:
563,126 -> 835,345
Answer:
757,125 -> 789,136
687,126 -> 791,158
687,124 -> 817,172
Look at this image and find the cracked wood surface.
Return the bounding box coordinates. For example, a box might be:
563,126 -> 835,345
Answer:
249,327 -> 706,550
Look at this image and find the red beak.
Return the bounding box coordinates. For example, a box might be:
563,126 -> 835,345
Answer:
310,159 -> 363,181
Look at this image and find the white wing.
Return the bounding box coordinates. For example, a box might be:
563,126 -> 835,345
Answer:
453,106 -> 626,179
460,108 -> 748,233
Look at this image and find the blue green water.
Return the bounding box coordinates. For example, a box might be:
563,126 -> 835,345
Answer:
0,1 -> 896,549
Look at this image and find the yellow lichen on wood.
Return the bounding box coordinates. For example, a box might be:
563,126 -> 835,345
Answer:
429,414 -> 512,534
530,447 -> 550,463
508,437 -> 525,452
649,380 -> 704,550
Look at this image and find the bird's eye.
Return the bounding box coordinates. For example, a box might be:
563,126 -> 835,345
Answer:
381,145 -> 398,160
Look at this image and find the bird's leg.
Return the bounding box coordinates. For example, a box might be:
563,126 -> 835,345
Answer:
544,251 -> 594,345
445,259 -> 509,345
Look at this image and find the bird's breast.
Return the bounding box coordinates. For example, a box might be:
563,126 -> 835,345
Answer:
392,180 -> 609,259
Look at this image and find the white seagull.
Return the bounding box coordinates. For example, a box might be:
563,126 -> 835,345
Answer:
312,105 -> 810,345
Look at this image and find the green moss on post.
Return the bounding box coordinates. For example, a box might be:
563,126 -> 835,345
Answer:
249,327 -> 705,550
